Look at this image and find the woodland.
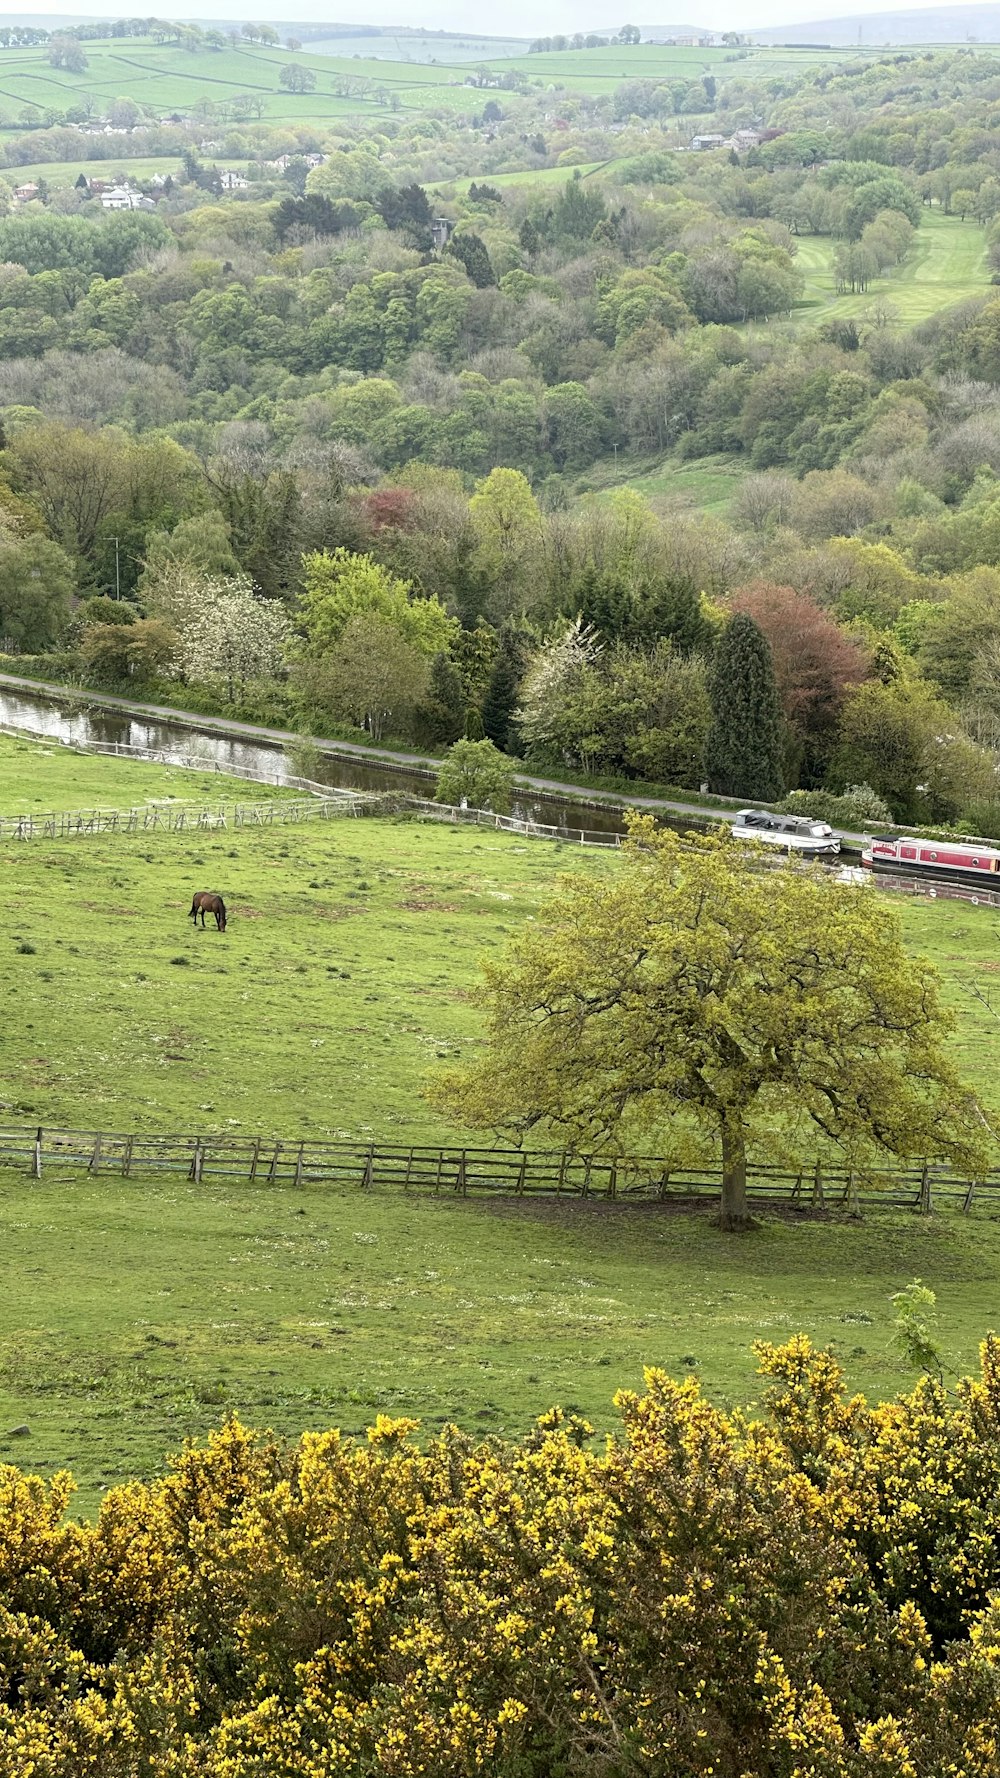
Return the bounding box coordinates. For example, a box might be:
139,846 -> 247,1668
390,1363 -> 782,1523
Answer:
2,47 -> 1000,823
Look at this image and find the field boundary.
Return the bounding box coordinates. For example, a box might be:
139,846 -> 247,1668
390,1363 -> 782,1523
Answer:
3,1123 -> 995,1212
0,784 -> 626,845
0,792 -> 366,839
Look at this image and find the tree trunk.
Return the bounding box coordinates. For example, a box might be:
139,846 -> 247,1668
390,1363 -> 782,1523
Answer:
720,1121 -> 750,1232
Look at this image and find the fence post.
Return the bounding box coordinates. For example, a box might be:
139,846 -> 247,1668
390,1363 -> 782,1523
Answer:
657,1168 -> 671,1201
31,1127 -> 42,1179
812,1158 -> 825,1209
249,1136 -> 260,1182
456,1151 -> 467,1196
963,1178 -> 976,1214
517,1153 -> 527,1195
918,1163 -> 931,1215
581,1157 -> 592,1198
295,1142 -> 304,1188
190,1138 -> 203,1184
361,1145 -> 374,1191
846,1171 -> 860,1216
122,1135 -> 132,1178
89,1132 -> 102,1175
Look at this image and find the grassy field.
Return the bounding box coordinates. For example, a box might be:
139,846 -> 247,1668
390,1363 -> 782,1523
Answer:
581,451 -> 747,515
2,737 -> 1000,1508
794,208 -> 989,325
0,36 -> 968,145
432,159 -> 624,193
0,733 -> 294,814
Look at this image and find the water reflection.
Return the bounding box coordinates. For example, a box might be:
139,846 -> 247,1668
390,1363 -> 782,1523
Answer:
0,684 -> 643,838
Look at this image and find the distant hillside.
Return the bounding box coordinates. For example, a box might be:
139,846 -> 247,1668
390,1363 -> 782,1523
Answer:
749,4 -> 1000,44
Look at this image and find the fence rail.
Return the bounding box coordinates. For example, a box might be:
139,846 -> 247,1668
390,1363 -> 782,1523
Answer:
0,792 -> 378,840
1,1123 -> 995,1212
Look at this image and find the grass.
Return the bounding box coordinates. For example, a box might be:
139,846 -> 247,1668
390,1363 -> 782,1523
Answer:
2,739 -> 1000,1509
6,1179 -> 1000,1515
793,208 -> 989,326
580,451 -> 747,516
0,732 -> 295,813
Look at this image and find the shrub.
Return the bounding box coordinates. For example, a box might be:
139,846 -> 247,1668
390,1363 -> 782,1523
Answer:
779,783 -> 893,828
435,737 -> 516,814
6,1341 -> 1000,1772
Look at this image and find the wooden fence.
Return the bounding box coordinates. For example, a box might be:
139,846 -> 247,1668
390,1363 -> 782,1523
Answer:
0,792 -> 373,840
0,791 -> 626,848
1,1123 -> 995,1212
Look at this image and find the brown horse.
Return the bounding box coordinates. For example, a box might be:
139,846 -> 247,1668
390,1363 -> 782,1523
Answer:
190,891 -> 227,932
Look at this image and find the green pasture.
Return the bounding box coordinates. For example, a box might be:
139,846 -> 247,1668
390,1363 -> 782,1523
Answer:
582,451 -> 747,515
0,40 -> 391,126
1,154 -> 192,185
0,738 -> 999,1507
0,732 -> 295,814
432,159 -> 621,193
794,207 -> 989,325
5,1177 -> 1000,1514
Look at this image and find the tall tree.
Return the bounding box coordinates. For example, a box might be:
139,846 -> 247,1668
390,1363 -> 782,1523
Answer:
704,611 -> 785,801
431,819 -> 993,1230
481,624 -> 530,754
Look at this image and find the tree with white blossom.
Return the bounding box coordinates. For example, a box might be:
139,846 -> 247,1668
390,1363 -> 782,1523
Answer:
179,583 -> 291,700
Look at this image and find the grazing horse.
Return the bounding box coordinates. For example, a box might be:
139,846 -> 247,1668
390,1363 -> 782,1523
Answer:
190,891 -> 227,932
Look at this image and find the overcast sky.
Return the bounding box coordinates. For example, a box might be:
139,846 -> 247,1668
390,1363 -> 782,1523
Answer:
9,0 -> 955,37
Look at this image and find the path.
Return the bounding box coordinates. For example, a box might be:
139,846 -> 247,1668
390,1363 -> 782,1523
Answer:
0,669 -> 864,842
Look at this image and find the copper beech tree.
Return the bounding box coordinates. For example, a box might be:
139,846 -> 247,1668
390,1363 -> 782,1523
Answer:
432,817 -> 993,1229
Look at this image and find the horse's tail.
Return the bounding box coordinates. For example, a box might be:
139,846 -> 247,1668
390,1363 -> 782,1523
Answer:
218,898 -> 227,931
189,894 -> 199,919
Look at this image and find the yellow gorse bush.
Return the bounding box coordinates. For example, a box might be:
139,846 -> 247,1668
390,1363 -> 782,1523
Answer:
3,1338 -> 1000,1776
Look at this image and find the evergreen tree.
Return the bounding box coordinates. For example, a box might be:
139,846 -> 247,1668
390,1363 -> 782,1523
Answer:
704,612 -> 785,801
445,231 -> 496,288
464,703 -> 485,739
482,625 -> 529,754
518,216 -> 540,259
415,652 -> 465,746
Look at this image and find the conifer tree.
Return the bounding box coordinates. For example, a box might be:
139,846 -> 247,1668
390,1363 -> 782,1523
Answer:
482,625 -> 529,755
704,611 -> 785,800
416,652 -> 465,746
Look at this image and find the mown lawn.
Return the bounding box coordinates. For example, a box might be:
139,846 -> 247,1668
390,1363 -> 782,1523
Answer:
2,742 -> 1000,1509
793,208 -> 988,325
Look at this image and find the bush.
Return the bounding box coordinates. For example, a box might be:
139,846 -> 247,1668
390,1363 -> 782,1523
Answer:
435,738 -> 516,814
7,1340 -> 1000,1773
779,783 -> 893,828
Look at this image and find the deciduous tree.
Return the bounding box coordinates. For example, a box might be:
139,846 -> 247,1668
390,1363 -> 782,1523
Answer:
435,737 -> 515,813
432,819 -> 992,1230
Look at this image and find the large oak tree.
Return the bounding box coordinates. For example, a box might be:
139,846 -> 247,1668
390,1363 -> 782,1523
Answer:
432,819 -> 992,1230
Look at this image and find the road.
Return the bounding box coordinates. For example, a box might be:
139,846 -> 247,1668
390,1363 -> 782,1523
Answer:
0,669 -> 865,843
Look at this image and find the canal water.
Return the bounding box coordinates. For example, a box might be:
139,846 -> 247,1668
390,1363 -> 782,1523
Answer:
0,683 -> 637,837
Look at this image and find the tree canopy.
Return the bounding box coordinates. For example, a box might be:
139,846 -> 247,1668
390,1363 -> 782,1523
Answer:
432,819 -> 992,1230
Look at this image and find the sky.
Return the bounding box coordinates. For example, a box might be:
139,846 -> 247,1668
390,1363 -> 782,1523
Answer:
1,0 -> 971,38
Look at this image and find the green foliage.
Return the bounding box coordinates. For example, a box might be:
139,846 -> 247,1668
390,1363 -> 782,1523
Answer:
891,1279 -> 943,1378
0,533 -> 74,650
704,612 -> 785,802
435,737 -> 515,813
432,818 -> 992,1230
299,549 -> 457,659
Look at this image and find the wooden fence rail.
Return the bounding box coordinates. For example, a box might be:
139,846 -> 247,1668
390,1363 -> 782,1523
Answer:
0,793 -> 371,840
2,1124 -> 997,1212
0,793 -> 626,848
